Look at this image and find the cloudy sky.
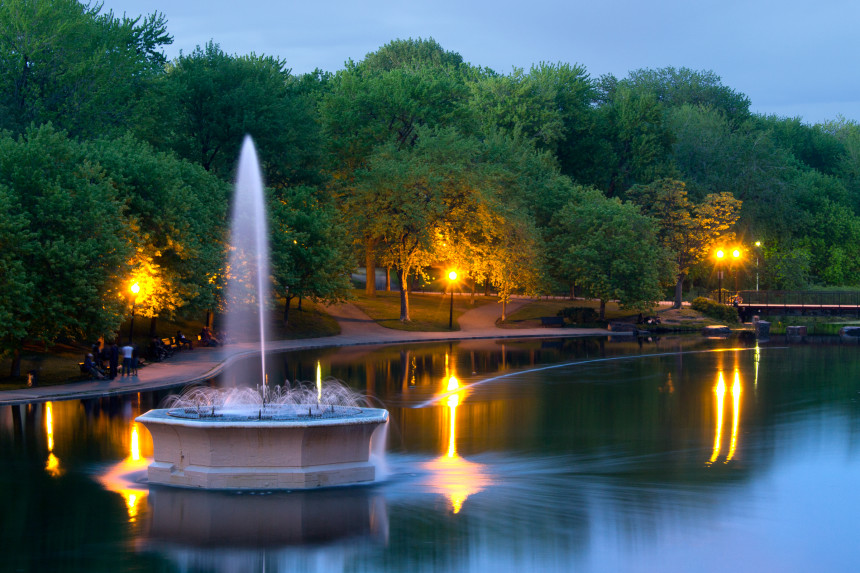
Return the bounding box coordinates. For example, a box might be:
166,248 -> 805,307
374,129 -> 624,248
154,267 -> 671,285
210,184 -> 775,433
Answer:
105,0 -> 860,124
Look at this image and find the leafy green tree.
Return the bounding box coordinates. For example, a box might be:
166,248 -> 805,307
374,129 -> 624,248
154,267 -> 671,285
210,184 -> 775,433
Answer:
319,39 -> 473,294
269,186 -> 354,324
627,179 -> 741,308
622,67 -> 751,126
602,84 -> 676,196
0,0 -> 171,137
0,125 -> 131,376
353,128 -> 481,320
84,135 -> 229,325
154,41 -> 322,187
550,188 -> 671,319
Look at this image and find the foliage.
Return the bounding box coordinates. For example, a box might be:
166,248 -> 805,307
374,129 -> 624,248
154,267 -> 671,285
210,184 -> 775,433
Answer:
83,135 -> 230,318
557,306 -> 598,324
549,188 -> 671,319
690,297 -> 740,323
627,178 -> 741,307
153,41 -> 322,187
0,125 -> 132,372
269,186 -> 354,324
0,0 -> 171,138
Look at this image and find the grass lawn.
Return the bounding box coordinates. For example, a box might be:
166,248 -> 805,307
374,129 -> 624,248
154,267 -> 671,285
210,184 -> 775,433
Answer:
351,289 -> 498,331
0,300 -> 339,391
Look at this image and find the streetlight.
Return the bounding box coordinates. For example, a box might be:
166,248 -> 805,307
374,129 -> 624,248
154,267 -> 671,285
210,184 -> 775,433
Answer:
447,271 -> 457,330
128,282 -> 140,344
731,248 -> 742,294
715,250 -> 725,303
754,241 -> 762,291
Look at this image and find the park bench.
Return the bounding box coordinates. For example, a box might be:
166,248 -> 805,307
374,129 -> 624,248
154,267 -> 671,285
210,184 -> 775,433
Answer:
162,337 -> 180,352
540,316 -> 565,327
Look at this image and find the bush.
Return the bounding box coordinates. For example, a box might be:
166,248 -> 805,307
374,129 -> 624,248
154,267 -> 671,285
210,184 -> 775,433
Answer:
557,306 -> 598,324
690,297 -> 739,323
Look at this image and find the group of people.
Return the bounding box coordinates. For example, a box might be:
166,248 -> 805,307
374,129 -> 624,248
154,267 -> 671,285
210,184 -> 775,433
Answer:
83,326 -> 226,379
83,342 -> 139,380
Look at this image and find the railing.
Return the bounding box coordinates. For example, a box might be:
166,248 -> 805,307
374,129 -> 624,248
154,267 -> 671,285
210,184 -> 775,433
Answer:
732,291 -> 860,307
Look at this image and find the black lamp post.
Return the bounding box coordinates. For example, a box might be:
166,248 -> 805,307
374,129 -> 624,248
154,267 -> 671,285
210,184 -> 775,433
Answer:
128,283 -> 140,344
447,271 -> 457,330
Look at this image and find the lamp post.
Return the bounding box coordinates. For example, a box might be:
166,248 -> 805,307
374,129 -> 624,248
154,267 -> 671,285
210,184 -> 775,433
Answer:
128,283 -> 140,344
754,241 -> 761,291
447,271 -> 457,330
731,248 -> 741,294
715,250 -> 725,303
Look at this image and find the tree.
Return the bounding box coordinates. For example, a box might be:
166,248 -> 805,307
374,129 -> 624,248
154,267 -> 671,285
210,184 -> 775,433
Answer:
269,186 -> 354,324
622,67 -> 751,126
319,39 -> 473,294
354,128 -> 481,321
0,125 -> 132,375
627,179 -> 741,308
0,0 -> 171,138
83,135 -> 230,326
550,188 -> 671,319
154,41 -> 322,187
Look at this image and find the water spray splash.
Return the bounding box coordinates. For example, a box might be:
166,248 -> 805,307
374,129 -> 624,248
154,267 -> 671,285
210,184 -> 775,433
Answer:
225,136 -> 270,386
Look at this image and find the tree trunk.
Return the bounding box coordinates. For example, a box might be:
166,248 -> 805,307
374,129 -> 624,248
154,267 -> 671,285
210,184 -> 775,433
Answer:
501,298 -> 507,321
10,347 -> 21,378
385,266 -> 391,291
298,296 -> 303,311
484,275 -> 491,296
599,299 -> 606,320
149,316 -> 158,338
470,278 -> 476,304
365,240 -> 376,296
283,295 -> 294,325
674,274 -> 684,309
397,268 -> 410,321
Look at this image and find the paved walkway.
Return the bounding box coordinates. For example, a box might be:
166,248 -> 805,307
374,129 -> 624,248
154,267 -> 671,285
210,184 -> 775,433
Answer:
0,300 -> 614,405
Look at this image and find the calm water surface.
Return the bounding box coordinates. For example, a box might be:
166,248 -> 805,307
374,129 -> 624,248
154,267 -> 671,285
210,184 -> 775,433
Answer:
3,335 -> 860,572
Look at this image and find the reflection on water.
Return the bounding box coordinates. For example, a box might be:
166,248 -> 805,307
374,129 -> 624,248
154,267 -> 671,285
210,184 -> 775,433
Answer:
44,401 -> 62,477
4,336 -> 860,571
422,370 -> 492,514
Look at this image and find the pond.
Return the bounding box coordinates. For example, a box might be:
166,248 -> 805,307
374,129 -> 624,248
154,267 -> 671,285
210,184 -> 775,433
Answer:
3,334 -> 860,572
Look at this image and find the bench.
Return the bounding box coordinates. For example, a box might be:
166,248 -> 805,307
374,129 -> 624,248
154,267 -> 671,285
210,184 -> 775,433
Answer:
540,316 -> 565,327
162,337 -> 180,351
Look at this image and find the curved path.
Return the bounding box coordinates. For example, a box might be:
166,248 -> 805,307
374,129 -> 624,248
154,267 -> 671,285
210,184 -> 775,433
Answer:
0,299 -> 614,406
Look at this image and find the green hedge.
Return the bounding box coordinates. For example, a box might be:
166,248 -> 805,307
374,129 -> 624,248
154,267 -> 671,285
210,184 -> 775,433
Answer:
557,306 -> 599,324
690,297 -> 740,323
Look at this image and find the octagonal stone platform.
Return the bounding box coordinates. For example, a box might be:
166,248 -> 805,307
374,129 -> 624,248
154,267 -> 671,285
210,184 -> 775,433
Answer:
136,407 -> 388,490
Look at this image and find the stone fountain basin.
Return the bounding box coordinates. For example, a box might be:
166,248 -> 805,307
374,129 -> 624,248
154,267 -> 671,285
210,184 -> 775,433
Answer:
136,407 -> 388,490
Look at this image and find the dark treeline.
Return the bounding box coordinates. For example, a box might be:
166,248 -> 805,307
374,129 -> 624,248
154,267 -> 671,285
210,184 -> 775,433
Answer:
3,0 -> 860,373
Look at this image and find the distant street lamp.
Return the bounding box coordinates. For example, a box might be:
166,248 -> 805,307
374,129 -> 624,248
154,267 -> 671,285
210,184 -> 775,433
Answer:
128,283 -> 140,344
447,271 -> 457,330
754,241 -> 762,291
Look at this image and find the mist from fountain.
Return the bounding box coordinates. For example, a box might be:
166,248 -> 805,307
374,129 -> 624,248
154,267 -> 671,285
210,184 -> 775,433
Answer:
225,136 -> 270,386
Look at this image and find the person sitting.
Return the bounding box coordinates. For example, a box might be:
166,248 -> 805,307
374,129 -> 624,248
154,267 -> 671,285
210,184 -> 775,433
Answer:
83,353 -> 106,379
176,330 -> 193,350
199,326 -> 219,347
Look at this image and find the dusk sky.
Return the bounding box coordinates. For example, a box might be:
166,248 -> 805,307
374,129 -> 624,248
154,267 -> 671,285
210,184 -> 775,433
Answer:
105,0 -> 860,125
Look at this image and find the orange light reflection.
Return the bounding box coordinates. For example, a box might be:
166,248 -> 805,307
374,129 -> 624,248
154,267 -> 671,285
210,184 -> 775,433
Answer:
424,375 -> 490,514
97,421 -> 150,522
708,372 -> 726,465
44,402 -> 63,477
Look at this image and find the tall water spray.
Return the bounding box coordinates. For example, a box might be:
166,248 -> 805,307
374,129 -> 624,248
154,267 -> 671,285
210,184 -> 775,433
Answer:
225,136 -> 270,385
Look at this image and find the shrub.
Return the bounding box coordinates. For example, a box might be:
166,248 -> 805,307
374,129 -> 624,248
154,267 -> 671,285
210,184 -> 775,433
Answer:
690,297 -> 739,323
557,306 -> 598,324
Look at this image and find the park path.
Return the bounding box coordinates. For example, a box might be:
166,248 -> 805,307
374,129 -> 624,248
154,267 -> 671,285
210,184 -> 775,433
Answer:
0,298 -> 612,405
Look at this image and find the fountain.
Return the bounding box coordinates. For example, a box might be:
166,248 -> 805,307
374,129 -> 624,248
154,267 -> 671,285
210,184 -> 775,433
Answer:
137,136 -> 388,490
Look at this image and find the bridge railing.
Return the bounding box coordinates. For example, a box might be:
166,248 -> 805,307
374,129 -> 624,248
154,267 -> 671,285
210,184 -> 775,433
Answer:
735,290 -> 860,307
